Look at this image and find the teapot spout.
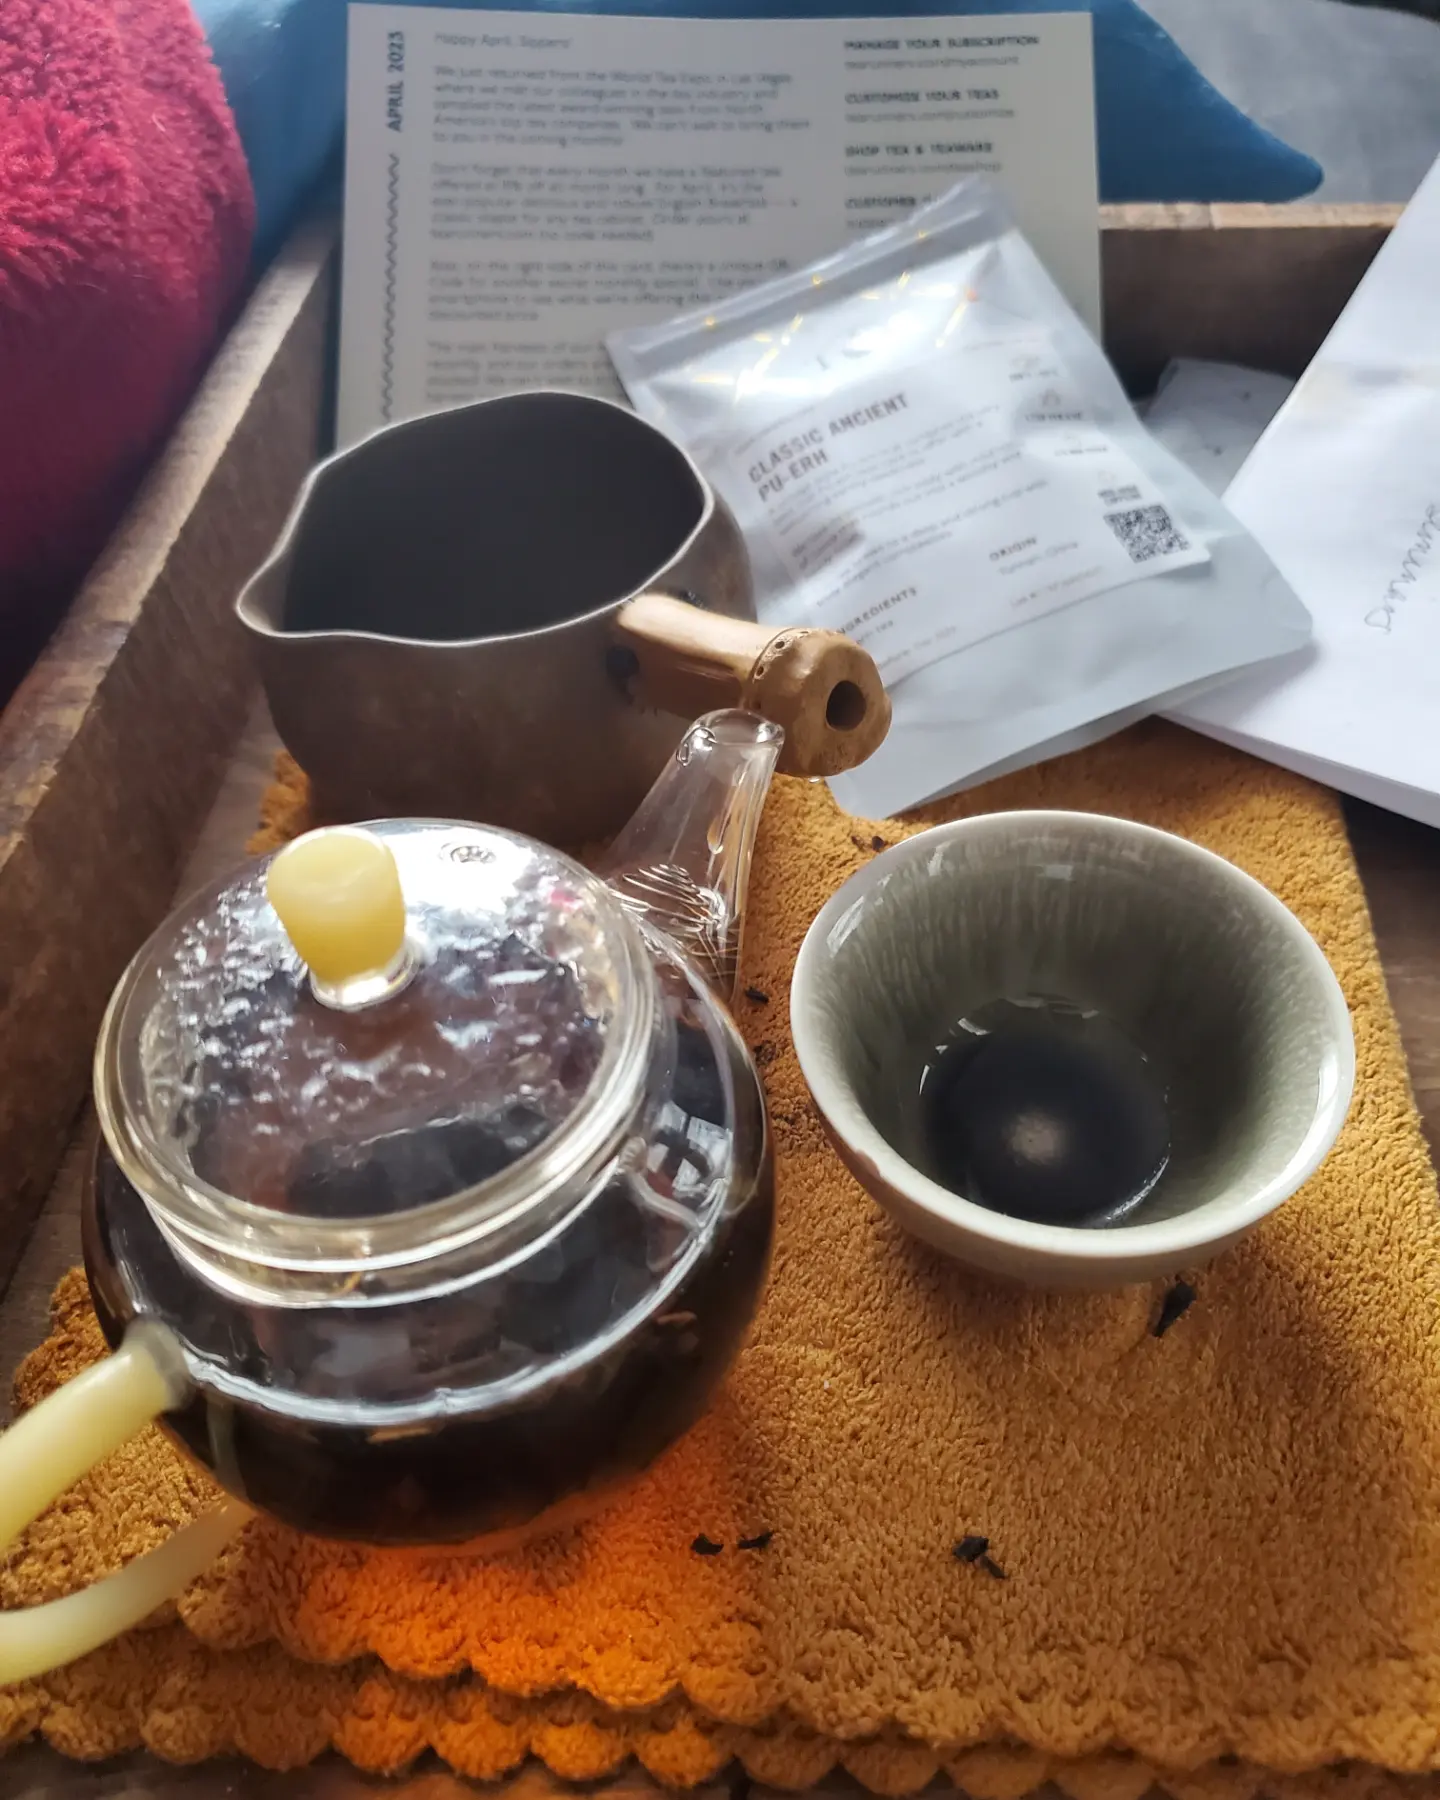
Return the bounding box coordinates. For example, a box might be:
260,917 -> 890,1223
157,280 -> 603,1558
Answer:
600,711 -> 783,1005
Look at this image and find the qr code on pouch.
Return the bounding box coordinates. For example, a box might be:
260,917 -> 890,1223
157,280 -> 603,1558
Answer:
1104,503 -> 1190,563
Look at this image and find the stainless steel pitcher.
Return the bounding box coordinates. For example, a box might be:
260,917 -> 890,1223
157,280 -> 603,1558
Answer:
237,391 -> 890,843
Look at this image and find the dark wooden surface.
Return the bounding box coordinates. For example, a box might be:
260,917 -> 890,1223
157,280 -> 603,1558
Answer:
1101,202 -> 1402,387
0,1745 -> 735,1800
1346,801 -> 1440,1162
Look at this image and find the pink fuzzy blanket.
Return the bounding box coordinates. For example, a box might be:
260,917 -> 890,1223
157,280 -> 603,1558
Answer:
0,0 -> 254,696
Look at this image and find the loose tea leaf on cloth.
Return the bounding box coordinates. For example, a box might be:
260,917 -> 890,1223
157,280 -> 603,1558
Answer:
7,722 -> 1440,1791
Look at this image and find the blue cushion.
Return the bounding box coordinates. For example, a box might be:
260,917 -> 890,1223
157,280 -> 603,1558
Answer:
194,0 -> 1322,264
192,0 -> 345,262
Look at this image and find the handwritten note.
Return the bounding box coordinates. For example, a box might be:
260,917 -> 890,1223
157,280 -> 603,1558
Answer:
1368,500 -> 1440,635
1174,152 -> 1440,828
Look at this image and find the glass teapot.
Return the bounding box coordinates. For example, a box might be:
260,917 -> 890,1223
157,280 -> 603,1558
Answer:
0,713 -> 781,1683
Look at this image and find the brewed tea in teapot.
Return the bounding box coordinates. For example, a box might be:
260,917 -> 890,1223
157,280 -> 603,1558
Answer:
0,713 -> 782,1683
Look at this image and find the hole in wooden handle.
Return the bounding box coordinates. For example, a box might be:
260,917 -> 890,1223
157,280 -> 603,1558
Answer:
612,595 -> 891,778
825,679 -> 868,733
742,628 -> 891,777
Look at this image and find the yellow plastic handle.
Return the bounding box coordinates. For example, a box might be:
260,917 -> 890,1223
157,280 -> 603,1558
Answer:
0,1323 -> 249,1683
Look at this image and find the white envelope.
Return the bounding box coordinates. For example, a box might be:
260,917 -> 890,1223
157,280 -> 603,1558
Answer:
1173,153 -> 1440,826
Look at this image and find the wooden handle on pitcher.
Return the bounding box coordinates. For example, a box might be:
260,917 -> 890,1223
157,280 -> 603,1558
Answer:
612,593 -> 891,779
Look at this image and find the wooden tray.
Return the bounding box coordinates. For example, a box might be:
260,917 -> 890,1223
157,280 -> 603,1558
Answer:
1101,200 -> 1399,384
4,202 -> 1440,1800
0,221 -> 336,1295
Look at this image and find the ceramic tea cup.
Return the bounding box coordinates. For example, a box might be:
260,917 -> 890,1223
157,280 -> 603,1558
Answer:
790,811 -> 1355,1290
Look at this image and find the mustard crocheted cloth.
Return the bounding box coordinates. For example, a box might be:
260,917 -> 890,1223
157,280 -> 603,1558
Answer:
4,722 -> 1440,1798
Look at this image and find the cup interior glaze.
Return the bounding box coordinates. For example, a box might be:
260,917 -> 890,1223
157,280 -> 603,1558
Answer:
790,811 -> 1356,1288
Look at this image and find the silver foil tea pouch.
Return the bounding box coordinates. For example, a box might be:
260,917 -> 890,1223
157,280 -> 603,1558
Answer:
609,178 -> 1311,817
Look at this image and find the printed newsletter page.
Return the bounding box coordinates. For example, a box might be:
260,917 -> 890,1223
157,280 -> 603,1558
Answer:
339,6 -> 1097,444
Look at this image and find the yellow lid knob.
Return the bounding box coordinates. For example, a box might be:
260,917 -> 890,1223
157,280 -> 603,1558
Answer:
266,827 -> 407,992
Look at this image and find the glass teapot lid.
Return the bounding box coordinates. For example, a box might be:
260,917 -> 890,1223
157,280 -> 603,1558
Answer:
95,821 -> 656,1252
